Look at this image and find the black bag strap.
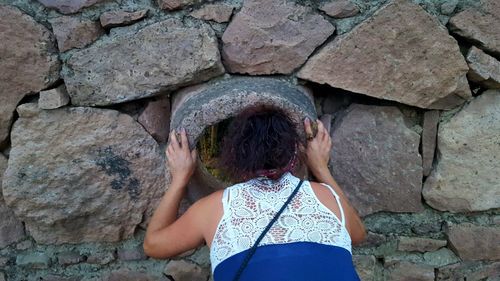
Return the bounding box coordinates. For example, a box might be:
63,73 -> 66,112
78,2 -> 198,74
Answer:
232,179 -> 304,281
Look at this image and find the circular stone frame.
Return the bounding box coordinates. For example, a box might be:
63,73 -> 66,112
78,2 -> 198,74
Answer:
170,77 -> 317,201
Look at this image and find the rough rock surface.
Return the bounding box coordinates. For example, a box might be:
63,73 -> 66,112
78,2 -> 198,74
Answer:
466,46 -> 500,89
422,90 -> 500,212
446,223 -> 500,261
37,0 -> 104,14
49,16 -> 104,52
319,0 -> 360,18
0,154 -> 26,248
171,77 -> 316,201
222,0 -> 334,75
397,236 -> 447,253
190,4 -> 234,23
329,104 -> 423,216
385,261 -> 434,281
436,261 -> 500,281
2,103 -> 167,244
157,0 -> 197,10
422,110 -> 440,177
99,10 -> 148,29
353,255 -> 376,280
0,5 -> 60,145
38,85 -> 70,109
298,0 -> 471,110
164,260 -> 209,281
63,19 -> 224,106
448,0 -> 500,56
138,95 -> 171,144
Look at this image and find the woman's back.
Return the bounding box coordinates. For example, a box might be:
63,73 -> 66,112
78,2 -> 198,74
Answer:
210,172 -> 360,281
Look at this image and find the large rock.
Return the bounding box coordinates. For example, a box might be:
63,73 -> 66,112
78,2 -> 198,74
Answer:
164,260 -> 210,281
221,0 -> 334,75
422,90 -> 500,212
37,0 -> 104,14
63,19 -> 224,106
1,103 -> 167,244
0,154 -> 26,248
384,261 -> 434,281
298,0 -> 471,110
157,0 -> 197,10
436,261 -> 500,281
0,5 -> 60,146
446,223 -> 500,261
448,0 -> 500,57
329,104 -> 423,216
49,16 -> 104,52
466,46 -> 500,89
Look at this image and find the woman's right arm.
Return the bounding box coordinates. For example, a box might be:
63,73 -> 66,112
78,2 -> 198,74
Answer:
303,118 -> 367,245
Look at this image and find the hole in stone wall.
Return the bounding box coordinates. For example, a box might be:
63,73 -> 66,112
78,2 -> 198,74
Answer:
196,118 -> 234,185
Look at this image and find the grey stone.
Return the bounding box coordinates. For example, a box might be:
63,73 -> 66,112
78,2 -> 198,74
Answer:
320,0 -> 360,18
0,272 -> 4,281
117,244 -> 147,261
0,5 -> 60,145
0,154 -> 25,249
170,77 -> 316,201
16,252 -> 51,269
0,256 -> 10,268
2,105 -> 166,244
15,240 -> 33,250
100,10 -> 148,29
49,16 -> 104,52
449,0 -> 500,56
42,275 -> 82,281
422,247 -> 460,267
440,0 -> 458,15
164,260 -> 209,281
397,236 -> 447,253
385,261 -> 434,281
353,255 -> 376,281
422,110 -> 440,177
329,104 -> 423,216
222,0 -> 334,75
190,4 -> 234,23
422,90 -> 500,212
37,0 -> 104,14
63,19 -> 224,106
436,261 -> 500,281
137,95 -> 171,144
446,223 -> 500,261
104,269 -> 162,281
57,251 -> 85,265
86,251 -> 116,265
357,232 -> 387,248
466,46 -> 500,89
298,0 -> 471,110
38,85 -> 70,109
157,0 -> 198,10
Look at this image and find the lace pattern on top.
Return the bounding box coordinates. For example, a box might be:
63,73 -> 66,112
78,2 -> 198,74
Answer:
209,172 -> 352,273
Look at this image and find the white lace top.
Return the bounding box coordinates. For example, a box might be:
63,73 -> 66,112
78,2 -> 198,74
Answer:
209,172 -> 352,273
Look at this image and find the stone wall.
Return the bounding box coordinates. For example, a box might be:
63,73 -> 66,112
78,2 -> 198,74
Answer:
0,0 -> 499,280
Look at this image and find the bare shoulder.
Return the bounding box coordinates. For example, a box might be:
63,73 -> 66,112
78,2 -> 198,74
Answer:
308,181 -> 343,222
189,189 -> 225,246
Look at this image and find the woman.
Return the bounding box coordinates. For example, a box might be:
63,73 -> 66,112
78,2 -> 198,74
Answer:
144,106 -> 367,280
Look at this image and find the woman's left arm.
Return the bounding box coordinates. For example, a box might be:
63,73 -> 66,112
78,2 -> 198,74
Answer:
143,128 -> 205,259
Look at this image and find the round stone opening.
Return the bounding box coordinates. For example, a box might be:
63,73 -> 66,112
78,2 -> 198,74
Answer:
171,77 -> 317,202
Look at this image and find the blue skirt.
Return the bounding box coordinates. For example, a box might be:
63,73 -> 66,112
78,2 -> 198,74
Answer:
213,242 -> 361,281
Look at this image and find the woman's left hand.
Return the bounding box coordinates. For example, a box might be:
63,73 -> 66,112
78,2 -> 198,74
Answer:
166,128 -> 198,187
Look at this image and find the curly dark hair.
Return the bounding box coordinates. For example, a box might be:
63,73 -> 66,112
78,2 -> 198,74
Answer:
218,105 -> 302,182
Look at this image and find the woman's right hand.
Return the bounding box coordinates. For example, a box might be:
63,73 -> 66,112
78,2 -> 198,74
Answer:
303,118 -> 332,177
